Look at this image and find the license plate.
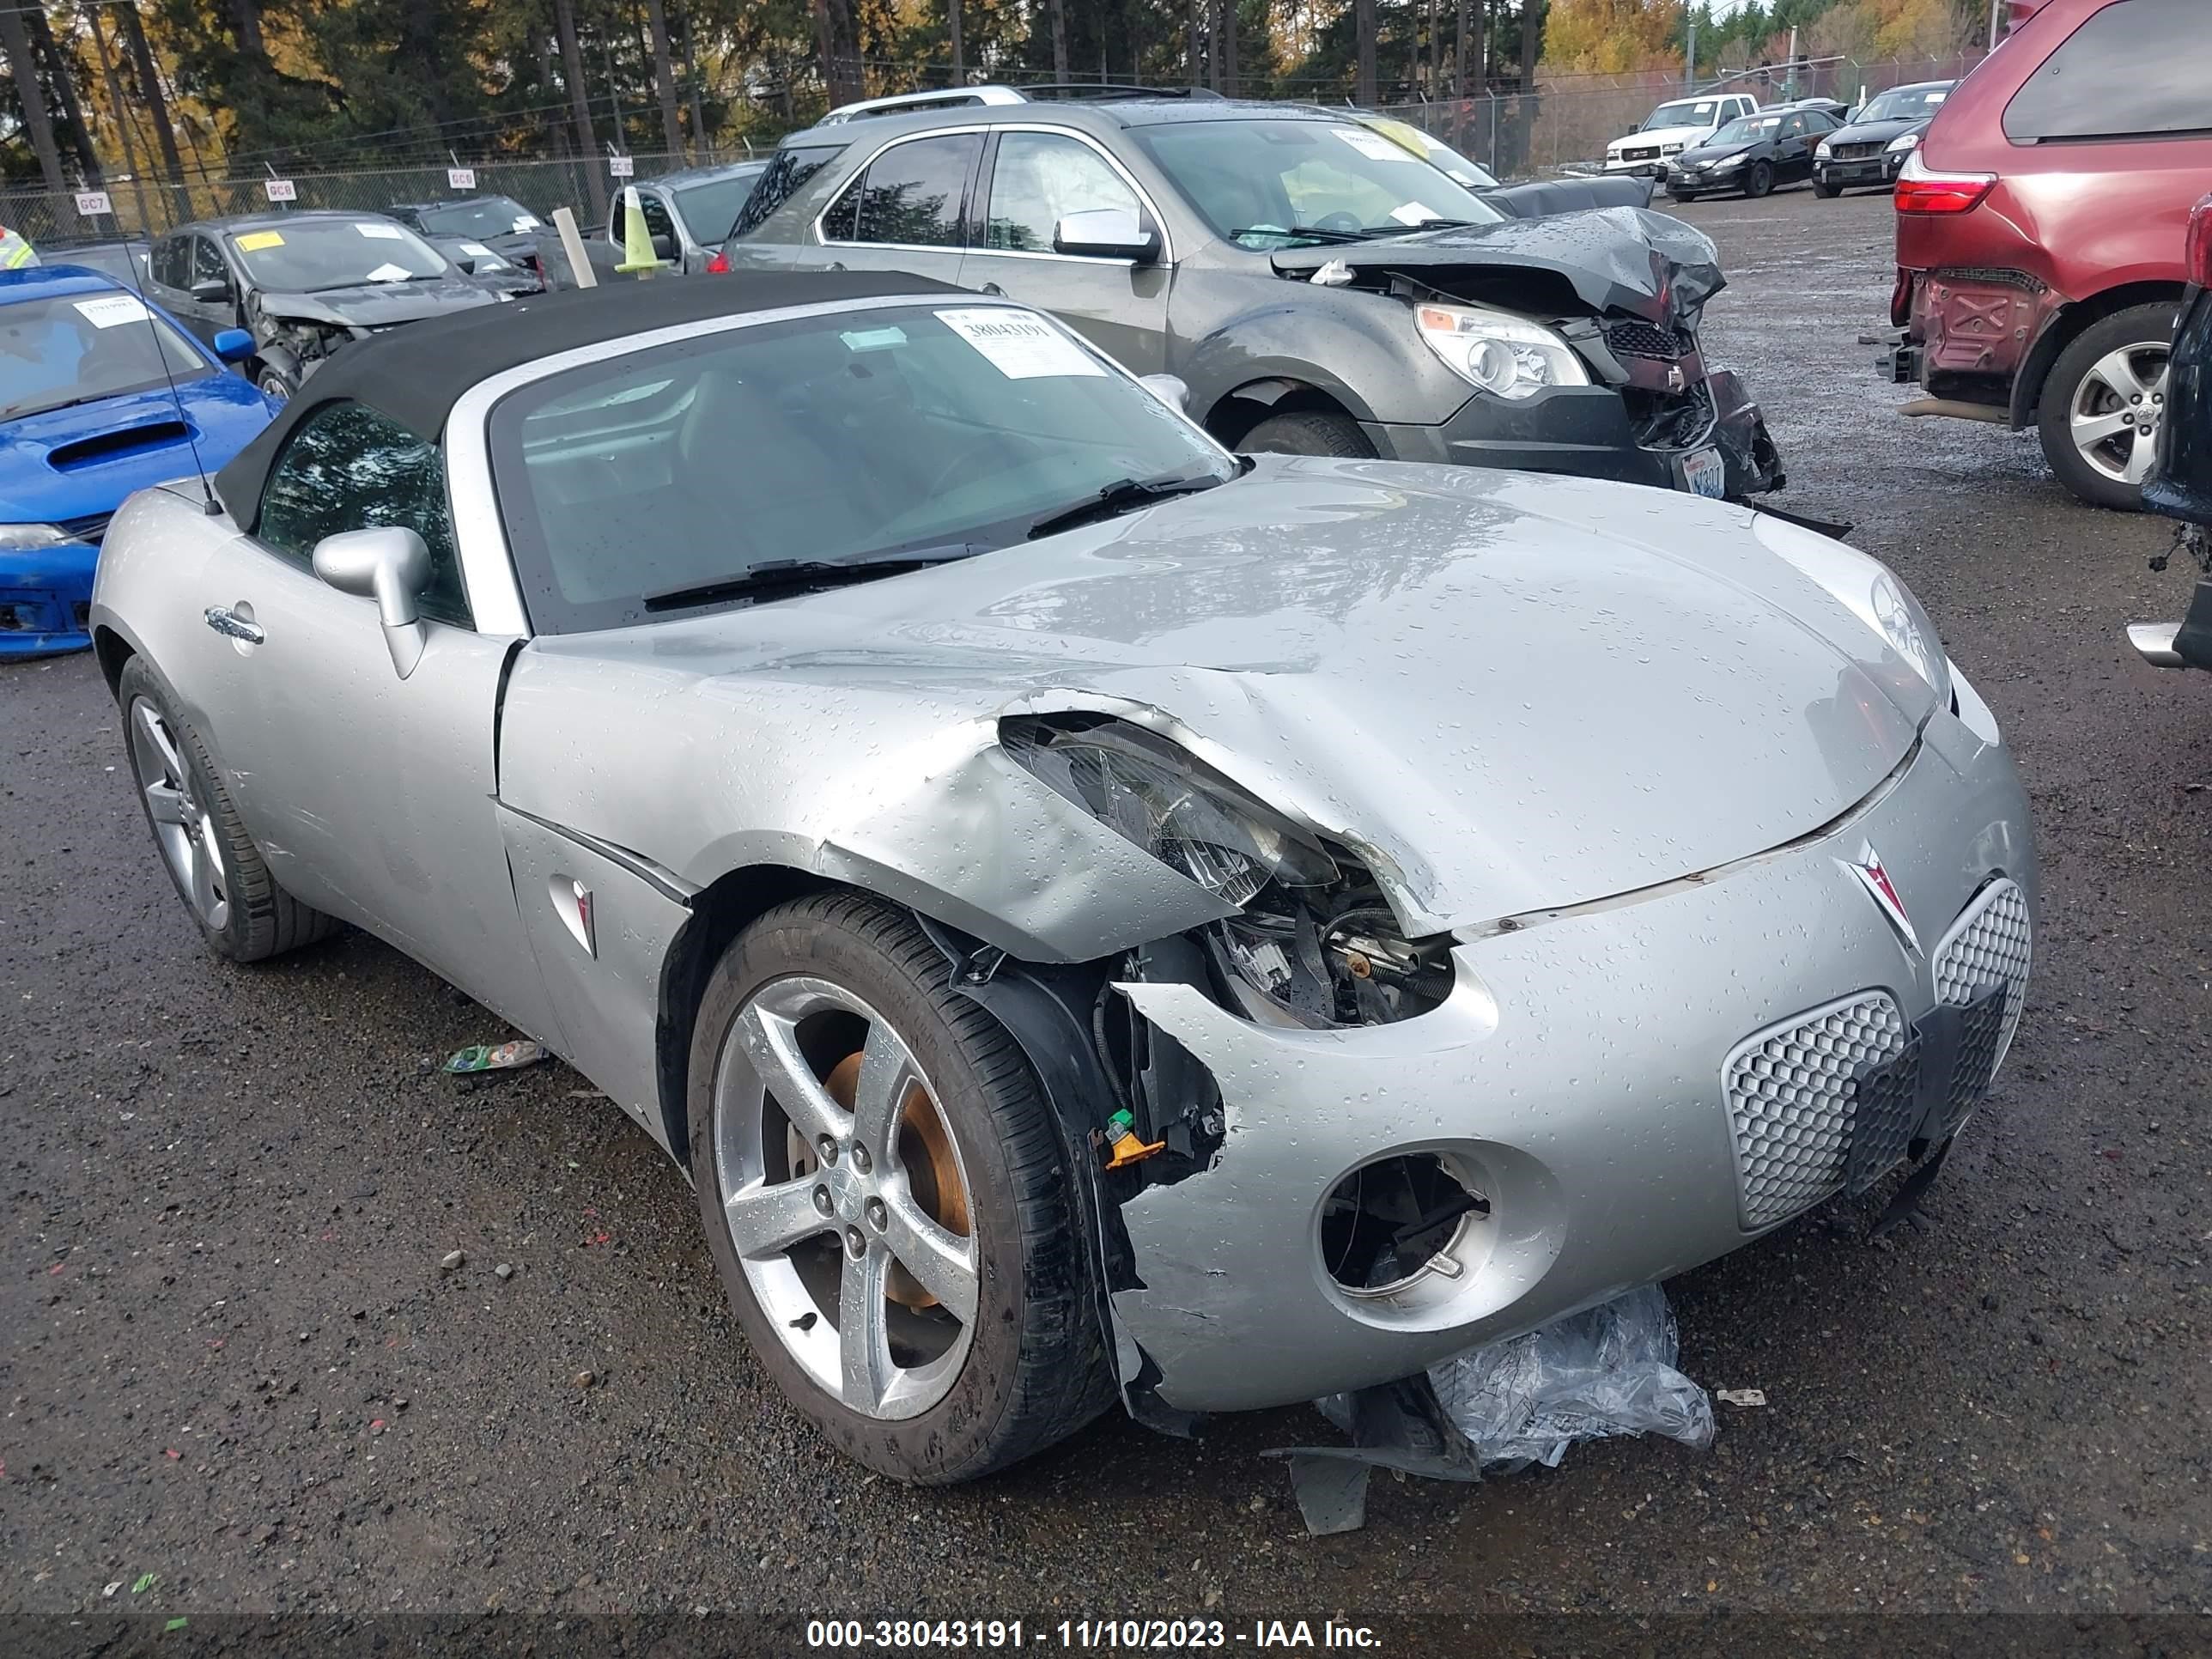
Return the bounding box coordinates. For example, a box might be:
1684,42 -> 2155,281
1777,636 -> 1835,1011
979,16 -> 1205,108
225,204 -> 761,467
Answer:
1680,447 -> 1727,499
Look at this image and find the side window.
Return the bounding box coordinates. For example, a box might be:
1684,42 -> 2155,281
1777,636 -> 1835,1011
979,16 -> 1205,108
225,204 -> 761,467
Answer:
191,236 -> 229,288
2004,0 -> 2209,142
611,191 -> 677,247
150,235 -> 186,289
982,131 -> 1140,253
730,143 -> 845,239
257,402 -> 471,628
823,132 -> 982,247
1781,114 -> 1807,139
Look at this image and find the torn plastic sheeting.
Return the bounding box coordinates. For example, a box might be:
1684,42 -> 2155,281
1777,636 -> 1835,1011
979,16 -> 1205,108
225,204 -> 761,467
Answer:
1268,1285 -> 1713,1534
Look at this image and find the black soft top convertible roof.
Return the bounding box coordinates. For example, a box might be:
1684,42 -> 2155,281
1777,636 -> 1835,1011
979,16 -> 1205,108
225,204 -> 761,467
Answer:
213,270 -> 959,521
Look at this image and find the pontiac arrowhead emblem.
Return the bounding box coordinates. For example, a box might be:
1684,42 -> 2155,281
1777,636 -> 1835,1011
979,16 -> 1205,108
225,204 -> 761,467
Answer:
1842,842 -> 1920,954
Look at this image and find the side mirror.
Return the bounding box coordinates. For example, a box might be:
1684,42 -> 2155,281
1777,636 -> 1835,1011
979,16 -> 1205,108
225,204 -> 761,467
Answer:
1138,373 -> 1191,412
188,277 -> 231,304
211,328 -> 254,364
650,233 -> 676,261
311,526 -> 434,679
1054,207 -> 1160,263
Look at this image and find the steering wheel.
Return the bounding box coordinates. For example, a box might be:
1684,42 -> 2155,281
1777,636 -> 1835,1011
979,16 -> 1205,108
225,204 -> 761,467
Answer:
1312,211 -> 1363,234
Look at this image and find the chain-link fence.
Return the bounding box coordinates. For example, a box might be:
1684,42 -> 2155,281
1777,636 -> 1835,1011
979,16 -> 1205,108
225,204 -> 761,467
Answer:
1375,52 -> 1988,179
0,53 -> 1989,254
0,145 -> 781,253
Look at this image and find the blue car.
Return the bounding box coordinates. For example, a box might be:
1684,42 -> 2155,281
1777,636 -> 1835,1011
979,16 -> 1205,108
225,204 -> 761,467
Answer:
0,265 -> 276,657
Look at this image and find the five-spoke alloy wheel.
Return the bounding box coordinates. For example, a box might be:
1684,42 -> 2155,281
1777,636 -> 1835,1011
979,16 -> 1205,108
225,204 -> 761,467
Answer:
690,893 -> 1115,1483
2038,302 -> 2179,510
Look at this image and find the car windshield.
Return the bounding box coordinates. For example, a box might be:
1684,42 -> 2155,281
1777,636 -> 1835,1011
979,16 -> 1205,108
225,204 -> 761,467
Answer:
1359,117 -> 1500,188
413,197 -> 540,238
1643,100 -> 1722,131
1137,118 -> 1503,250
1861,85 -> 1949,123
489,303 -> 1237,632
226,219 -> 449,291
0,290 -> 208,420
1711,114 -> 1783,145
669,171 -> 765,245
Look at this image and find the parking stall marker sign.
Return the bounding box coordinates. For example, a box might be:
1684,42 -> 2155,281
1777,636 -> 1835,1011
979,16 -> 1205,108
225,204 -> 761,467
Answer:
74,191 -> 112,219
264,179 -> 297,203
448,167 -> 477,191
610,155 -> 635,178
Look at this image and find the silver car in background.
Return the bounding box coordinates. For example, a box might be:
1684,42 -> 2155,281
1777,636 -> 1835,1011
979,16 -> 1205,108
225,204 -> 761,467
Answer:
88,274 -> 2033,1484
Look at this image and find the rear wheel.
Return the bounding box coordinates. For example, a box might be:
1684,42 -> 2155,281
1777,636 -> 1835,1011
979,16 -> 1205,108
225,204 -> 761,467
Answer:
118,657 -> 337,962
1240,410 -> 1376,459
2035,301 -> 2177,511
690,893 -> 1115,1483
1743,161 -> 1775,198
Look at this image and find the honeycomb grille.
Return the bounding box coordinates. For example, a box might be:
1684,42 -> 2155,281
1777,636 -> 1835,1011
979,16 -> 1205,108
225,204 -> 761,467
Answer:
1607,319 -> 1693,361
1724,993 -> 1908,1228
1933,878 -> 2031,1076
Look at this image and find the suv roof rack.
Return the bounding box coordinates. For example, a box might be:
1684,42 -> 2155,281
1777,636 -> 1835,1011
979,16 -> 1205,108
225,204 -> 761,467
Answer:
814,82 -> 1224,126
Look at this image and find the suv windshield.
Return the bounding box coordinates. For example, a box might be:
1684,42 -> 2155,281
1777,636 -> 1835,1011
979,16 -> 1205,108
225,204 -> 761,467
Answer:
669,169 -> 765,245
1860,85 -> 1948,124
1137,118 -> 1503,250
489,303 -> 1237,632
227,219 -> 449,290
1710,114 -> 1783,145
1643,100 -> 1721,131
0,290 -> 207,420
413,197 -> 541,238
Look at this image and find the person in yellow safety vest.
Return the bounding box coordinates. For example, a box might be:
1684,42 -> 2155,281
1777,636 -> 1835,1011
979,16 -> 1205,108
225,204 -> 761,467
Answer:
0,226 -> 40,270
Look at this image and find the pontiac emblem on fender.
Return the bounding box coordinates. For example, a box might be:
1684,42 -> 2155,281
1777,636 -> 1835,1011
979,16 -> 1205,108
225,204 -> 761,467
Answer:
1842,842 -> 1920,954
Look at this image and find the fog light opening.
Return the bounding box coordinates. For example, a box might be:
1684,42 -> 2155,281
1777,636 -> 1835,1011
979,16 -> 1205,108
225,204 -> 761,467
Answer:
1321,1152 -> 1489,1297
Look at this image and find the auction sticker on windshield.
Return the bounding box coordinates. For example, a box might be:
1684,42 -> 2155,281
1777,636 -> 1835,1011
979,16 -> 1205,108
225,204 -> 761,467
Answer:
366,263 -> 411,283
357,223 -> 405,240
1334,126 -> 1415,163
937,308 -> 1103,380
74,295 -> 151,330
236,231 -> 284,252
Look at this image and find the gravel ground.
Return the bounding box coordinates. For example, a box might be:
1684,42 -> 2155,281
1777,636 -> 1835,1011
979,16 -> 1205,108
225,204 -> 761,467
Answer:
4,184 -> 2209,1648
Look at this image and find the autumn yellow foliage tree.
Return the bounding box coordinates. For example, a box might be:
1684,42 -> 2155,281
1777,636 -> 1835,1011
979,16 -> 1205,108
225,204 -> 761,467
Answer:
1542,0 -> 1686,73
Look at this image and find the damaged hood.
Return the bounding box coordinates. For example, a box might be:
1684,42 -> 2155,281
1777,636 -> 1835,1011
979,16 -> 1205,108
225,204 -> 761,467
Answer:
256,279 -> 497,329
1268,207 -> 1723,325
513,458 -> 1938,939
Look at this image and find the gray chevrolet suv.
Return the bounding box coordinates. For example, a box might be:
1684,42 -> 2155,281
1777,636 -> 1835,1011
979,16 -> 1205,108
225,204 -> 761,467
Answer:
719,92 -> 1782,497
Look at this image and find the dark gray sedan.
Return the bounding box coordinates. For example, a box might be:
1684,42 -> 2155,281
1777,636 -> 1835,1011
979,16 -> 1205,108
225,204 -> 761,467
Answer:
720,96 -> 1783,499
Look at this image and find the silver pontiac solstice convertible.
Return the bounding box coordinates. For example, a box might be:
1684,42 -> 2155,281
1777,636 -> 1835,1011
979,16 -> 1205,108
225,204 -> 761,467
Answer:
90,273 -> 2035,1483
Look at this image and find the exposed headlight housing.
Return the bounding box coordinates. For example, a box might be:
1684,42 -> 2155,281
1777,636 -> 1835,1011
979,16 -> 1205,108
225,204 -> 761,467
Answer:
1887,131 -> 1921,154
1002,714 -> 1452,1026
1414,301 -> 1590,400
0,522 -> 70,549
1711,152 -> 1747,172
1753,513 -> 1951,708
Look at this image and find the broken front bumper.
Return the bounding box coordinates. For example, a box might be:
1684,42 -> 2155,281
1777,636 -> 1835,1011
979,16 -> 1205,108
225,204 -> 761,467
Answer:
1362,368 -> 1783,497
0,535 -> 96,658
1108,691 -> 2033,1413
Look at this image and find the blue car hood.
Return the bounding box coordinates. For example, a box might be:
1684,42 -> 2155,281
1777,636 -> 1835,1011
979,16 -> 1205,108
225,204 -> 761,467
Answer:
0,373 -> 275,526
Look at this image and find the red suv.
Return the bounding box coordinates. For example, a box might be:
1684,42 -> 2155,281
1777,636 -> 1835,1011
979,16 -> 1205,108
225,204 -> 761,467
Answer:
1881,0 -> 2211,509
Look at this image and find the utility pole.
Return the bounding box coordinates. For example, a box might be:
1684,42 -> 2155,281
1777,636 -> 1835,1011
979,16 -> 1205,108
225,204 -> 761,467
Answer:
949,0 -> 963,84
1686,19 -> 1696,90
1784,26 -> 1799,100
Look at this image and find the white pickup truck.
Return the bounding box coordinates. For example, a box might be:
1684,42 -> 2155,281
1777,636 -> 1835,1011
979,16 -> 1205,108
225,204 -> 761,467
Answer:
1604,92 -> 1763,177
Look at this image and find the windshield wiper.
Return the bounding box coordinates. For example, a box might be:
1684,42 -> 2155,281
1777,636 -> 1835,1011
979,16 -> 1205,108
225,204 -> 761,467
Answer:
1231,224 -> 1367,245
1025,471 -> 1226,542
641,544 -> 982,613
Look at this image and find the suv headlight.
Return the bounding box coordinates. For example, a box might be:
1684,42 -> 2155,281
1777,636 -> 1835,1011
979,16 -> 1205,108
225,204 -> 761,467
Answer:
1887,131 -> 1920,154
1662,142 -> 1685,155
1414,302 -> 1589,400
1815,137 -> 1833,157
0,522 -> 69,549
1753,513 -> 1950,706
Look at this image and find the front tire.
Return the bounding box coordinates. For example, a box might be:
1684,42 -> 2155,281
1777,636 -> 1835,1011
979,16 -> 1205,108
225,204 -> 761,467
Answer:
255,365 -> 295,404
2035,301 -> 2177,511
1240,410 -> 1376,459
689,892 -> 1115,1483
118,657 -> 337,962
1813,179 -> 1842,199
1743,161 -> 1775,198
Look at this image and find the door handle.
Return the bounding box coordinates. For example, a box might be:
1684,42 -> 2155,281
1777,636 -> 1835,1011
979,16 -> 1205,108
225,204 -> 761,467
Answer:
204,604 -> 264,645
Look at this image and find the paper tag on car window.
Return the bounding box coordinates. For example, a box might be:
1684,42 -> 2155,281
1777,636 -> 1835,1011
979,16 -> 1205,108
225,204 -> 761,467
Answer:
461,241 -> 493,256
357,222 -> 405,240
1389,202 -> 1442,225
74,295 -> 150,329
236,230 -> 284,252
841,325 -> 907,352
935,308 -> 1103,380
366,262 -> 410,283
1334,127 -> 1415,163
1925,91 -> 1946,104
